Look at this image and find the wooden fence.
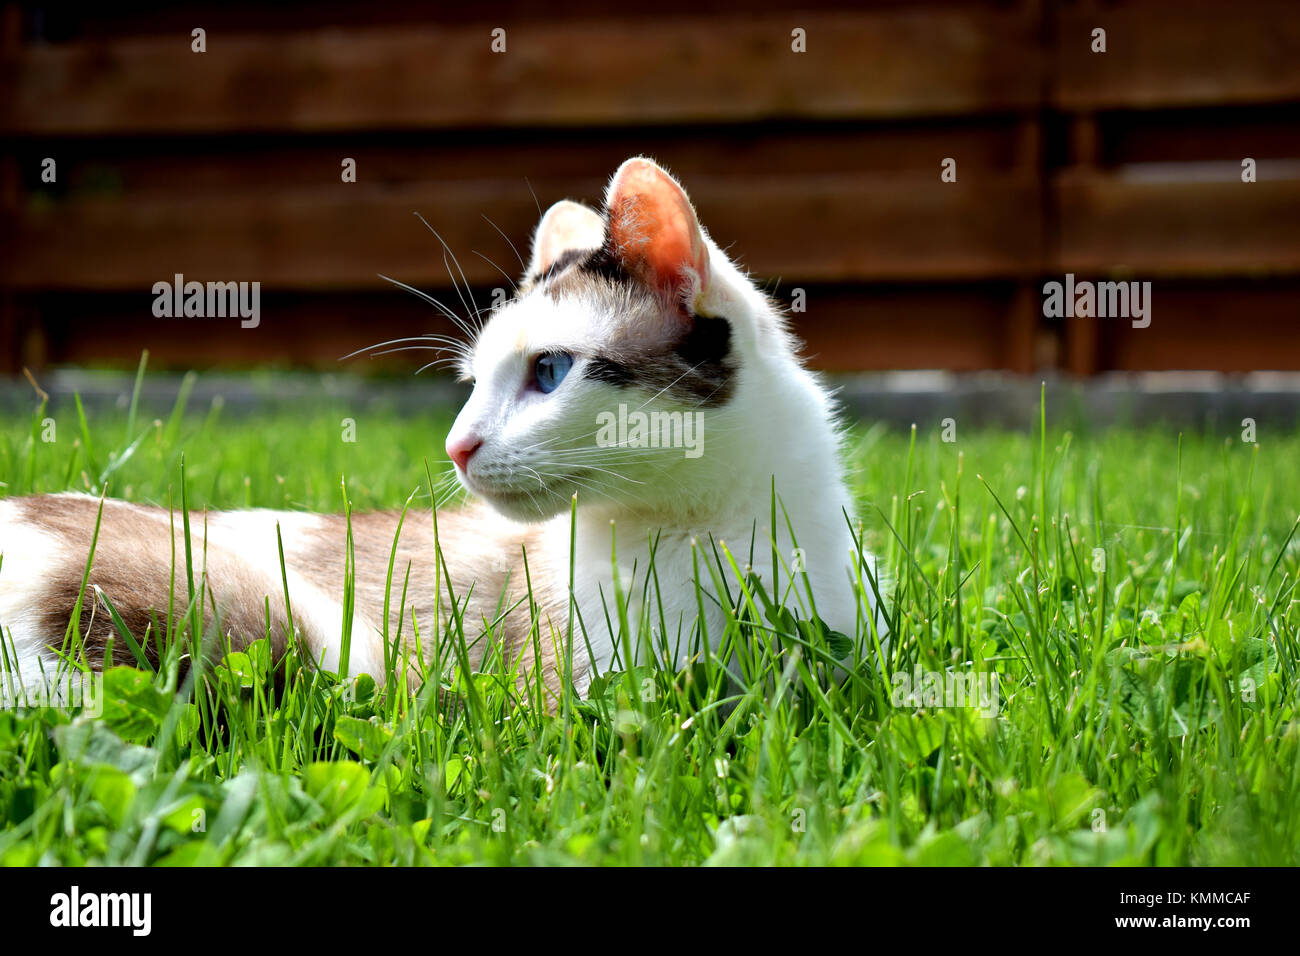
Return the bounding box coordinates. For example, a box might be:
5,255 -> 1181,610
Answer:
1,0 -> 1298,376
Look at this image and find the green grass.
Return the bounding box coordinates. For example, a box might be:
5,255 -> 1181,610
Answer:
1,374 -> 1298,866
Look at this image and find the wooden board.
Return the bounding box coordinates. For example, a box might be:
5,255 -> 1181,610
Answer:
1066,280 -> 1300,374
0,10 -> 1041,135
1055,172 -> 1300,276
1,174 -> 1044,291
18,282 -> 1035,374
1055,2 -> 1300,110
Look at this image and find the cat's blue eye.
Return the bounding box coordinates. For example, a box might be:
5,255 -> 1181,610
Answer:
534,352 -> 573,394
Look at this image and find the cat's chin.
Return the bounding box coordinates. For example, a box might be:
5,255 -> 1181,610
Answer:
468,484 -> 570,524
482,496 -> 565,523
460,467 -> 600,523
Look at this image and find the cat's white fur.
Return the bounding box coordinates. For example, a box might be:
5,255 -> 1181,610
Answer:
448,158 -> 879,686
0,498 -> 66,696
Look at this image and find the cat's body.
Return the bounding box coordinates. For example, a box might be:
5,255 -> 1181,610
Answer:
0,158 -> 880,700
0,495 -> 562,692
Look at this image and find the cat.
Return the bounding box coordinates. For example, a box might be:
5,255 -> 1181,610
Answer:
0,157 -> 883,703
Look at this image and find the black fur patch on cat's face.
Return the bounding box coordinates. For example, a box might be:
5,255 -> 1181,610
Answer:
575,245 -> 632,286
585,355 -> 635,388
529,247 -> 596,288
584,314 -> 735,409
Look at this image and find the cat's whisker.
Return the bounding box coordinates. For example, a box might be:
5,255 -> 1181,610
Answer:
523,176 -> 543,218
518,466 -> 547,488
538,470 -> 617,505
442,250 -> 478,334
481,213 -> 528,273
535,461 -> 646,485
412,212 -> 482,334
340,334 -> 461,362
378,273 -> 478,341
365,345 -> 459,359
529,464 -> 659,509
472,249 -> 518,293
434,479 -> 468,510
533,442 -> 694,461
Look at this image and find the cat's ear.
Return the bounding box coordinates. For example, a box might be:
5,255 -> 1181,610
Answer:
528,200 -> 606,278
604,157 -> 709,310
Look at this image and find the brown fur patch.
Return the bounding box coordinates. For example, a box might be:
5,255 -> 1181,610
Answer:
17,495 -> 576,701
22,495 -> 293,670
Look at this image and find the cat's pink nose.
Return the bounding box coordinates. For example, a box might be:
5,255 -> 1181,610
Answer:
447,435 -> 483,472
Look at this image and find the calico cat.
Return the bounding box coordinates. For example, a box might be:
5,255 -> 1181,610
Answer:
0,157 -> 882,701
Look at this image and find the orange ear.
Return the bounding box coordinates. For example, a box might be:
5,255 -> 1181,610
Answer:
604,157 -> 709,307
528,200 -> 605,277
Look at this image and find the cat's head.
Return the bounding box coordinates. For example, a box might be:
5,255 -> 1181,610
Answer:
446,157 -> 791,523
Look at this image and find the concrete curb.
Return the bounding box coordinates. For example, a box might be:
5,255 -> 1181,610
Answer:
2,370 -> 1299,430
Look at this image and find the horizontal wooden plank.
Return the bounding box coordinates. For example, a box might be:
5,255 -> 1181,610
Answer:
17,277 -> 1300,376
1066,279 -> 1300,373
1102,106 -> 1300,165
0,10 -> 1041,135
788,284 -> 1032,372
1055,172 -> 1300,276
14,282 -> 1036,374
20,170 -> 1300,290
41,1 -> 953,41
1055,2 -> 1300,110
0,174 -> 1045,291
19,121 -> 1037,197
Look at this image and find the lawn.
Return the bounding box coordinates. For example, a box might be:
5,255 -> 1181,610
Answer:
1,374 -> 1298,866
